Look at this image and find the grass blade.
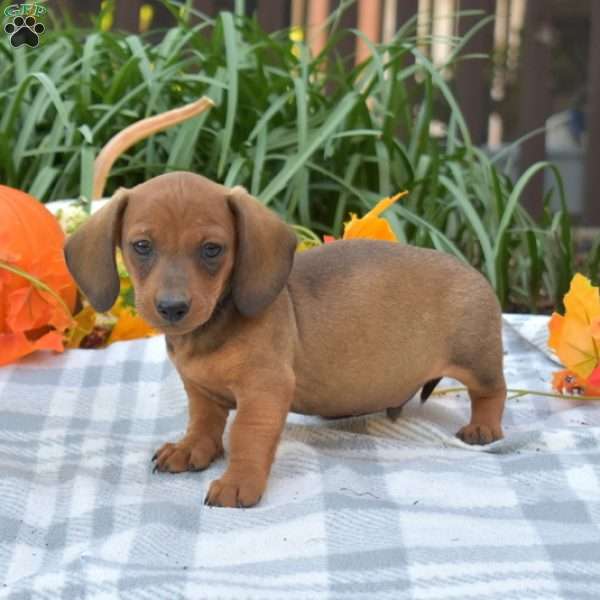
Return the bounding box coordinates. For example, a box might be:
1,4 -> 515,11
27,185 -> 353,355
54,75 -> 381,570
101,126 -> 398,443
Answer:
260,92 -> 358,205
217,12 -> 239,177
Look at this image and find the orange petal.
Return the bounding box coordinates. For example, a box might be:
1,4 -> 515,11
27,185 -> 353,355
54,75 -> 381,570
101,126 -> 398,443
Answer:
6,286 -> 52,332
555,314 -> 599,379
552,369 -> 571,393
0,187 -> 77,365
0,330 -> 65,366
563,273 -> 600,325
365,191 -> 408,218
588,366 -> 600,388
108,309 -> 157,344
591,316 -> 600,339
552,368 -> 600,397
548,312 -> 564,352
344,215 -> 397,241
342,191 -> 408,242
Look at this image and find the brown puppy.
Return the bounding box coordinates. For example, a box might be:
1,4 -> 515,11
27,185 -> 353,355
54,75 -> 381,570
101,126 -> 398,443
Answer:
65,172 -> 506,508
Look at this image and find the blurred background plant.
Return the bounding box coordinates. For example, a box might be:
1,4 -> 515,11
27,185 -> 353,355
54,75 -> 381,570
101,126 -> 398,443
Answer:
0,0 -> 579,313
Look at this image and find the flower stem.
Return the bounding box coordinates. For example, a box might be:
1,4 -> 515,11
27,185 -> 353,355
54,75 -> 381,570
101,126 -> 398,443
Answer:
0,260 -> 73,324
432,386 -> 600,401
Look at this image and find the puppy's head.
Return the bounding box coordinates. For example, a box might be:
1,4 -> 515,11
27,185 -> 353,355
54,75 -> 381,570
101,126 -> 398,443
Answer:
64,172 -> 297,335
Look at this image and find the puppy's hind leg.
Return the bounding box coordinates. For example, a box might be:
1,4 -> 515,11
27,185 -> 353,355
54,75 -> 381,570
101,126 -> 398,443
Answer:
447,338 -> 506,445
457,380 -> 505,445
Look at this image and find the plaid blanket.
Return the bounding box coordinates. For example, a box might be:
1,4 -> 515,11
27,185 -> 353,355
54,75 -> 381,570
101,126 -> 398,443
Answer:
0,315 -> 599,599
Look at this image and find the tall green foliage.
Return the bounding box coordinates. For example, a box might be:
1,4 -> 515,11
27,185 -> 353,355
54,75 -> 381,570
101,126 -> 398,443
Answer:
0,2 -> 573,311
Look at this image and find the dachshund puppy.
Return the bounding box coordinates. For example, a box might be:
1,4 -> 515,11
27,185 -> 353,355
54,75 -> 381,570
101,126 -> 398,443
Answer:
65,172 -> 506,508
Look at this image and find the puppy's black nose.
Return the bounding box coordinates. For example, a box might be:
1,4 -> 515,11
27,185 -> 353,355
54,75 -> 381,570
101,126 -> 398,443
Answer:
156,299 -> 190,323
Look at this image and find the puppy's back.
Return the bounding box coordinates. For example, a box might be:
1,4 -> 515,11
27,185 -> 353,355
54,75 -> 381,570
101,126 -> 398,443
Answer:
287,240 -> 501,416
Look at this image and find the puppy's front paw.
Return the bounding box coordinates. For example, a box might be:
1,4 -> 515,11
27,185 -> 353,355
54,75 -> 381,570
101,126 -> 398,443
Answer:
204,473 -> 265,508
457,423 -> 503,445
152,437 -> 222,473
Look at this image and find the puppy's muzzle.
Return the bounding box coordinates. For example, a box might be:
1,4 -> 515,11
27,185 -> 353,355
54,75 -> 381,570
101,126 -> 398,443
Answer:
155,298 -> 190,323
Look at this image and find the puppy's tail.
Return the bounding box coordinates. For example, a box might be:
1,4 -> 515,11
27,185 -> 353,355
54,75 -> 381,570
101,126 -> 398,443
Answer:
420,377 -> 442,403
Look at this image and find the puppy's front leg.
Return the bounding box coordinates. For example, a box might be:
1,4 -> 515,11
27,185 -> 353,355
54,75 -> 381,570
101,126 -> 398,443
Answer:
204,372 -> 294,508
153,382 -> 228,473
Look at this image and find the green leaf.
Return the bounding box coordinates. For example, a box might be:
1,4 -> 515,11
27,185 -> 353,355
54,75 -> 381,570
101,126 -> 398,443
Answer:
259,92 -> 358,205
217,12 -> 239,177
80,145 -> 95,201
29,166 -> 59,201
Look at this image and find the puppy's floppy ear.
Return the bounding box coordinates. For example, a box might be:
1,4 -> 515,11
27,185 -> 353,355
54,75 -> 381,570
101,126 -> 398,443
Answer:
228,186 -> 297,317
64,188 -> 129,313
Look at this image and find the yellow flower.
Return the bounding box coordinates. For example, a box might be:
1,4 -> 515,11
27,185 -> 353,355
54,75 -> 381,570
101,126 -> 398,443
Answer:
297,239 -> 321,252
65,306 -> 97,349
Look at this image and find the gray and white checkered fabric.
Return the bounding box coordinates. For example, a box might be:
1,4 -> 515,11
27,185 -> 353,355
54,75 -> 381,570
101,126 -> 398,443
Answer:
0,315 -> 599,599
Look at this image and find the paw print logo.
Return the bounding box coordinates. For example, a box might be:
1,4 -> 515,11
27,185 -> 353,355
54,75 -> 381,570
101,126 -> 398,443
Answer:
4,16 -> 45,48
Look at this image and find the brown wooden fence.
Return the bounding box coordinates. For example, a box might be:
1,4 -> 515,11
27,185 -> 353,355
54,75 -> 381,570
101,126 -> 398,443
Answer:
53,0 -> 599,226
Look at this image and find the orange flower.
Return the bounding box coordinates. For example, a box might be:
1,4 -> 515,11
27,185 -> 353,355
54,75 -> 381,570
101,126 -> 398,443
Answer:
548,273 -> 600,397
60,243 -> 157,348
0,186 -> 77,366
552,369 -> 600,397
343,191 -> 408,241
548,274 -> 600,380
324,191 -> 408,243
107,273 -> 156,343
108,308 -> 156,343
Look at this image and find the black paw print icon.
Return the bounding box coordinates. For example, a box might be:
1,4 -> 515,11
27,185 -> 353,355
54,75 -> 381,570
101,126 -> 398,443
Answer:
4,16 -> 45,48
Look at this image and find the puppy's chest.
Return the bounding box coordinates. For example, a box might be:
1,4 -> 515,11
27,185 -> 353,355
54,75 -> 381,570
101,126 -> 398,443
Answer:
167,342 -> 237,407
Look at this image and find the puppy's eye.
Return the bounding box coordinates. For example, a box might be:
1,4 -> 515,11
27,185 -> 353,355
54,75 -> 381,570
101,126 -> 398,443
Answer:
132,240 -> 153,256
201,243 -> 222,259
